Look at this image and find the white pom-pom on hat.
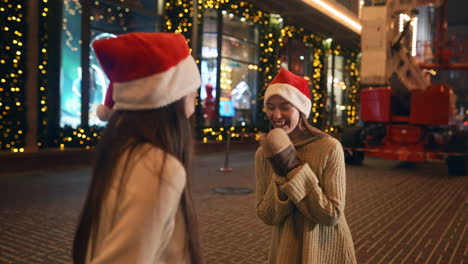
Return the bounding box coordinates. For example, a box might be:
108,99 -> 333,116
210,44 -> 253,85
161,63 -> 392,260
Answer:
96,104 -> 114,122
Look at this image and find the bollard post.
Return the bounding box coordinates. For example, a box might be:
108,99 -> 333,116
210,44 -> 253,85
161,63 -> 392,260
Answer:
219,130 -> 233,172
213,130 -> 253,195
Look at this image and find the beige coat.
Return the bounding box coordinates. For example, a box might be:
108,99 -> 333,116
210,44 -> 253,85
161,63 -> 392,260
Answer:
256,135 -> 357,264
86,144 -> 190,264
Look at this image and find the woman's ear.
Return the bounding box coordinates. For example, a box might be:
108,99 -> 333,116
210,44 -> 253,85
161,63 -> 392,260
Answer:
296,113 -> 304,131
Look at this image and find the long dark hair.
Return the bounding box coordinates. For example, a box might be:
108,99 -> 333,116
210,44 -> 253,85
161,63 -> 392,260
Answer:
298,113 -> 331,138
73,98 -> 203,264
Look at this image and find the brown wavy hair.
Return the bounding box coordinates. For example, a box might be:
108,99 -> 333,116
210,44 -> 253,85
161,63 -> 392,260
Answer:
298,113 -> 330,137
269,113 -> 330,138
73,98 -> 203,264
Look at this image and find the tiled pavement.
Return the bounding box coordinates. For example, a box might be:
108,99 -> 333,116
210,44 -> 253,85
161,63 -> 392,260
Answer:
0,150 -> 467,264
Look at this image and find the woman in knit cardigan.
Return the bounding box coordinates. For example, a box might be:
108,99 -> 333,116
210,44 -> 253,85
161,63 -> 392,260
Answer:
73,33 -> 203,264
256,68 -> 357,264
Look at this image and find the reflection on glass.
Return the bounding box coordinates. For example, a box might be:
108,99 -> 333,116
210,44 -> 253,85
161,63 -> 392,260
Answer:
130,0 -> 157,12
220,12 -> 258,127
199,9 -> 218,127
223,14 -> 258,43
60,0 -> 82,128
326,54 -> 345,126
199,8 -> 259,128
203,8 -> 218,32
91,0 -> 160,33
202,33 -> 218,58
200,59 -> 218,127
289,39 -> 306,76
88,31 -> 116,127
222,36 -> 257,63
60,0 -> 163,128
219,59 -> 257,126
279,38 -> 306,76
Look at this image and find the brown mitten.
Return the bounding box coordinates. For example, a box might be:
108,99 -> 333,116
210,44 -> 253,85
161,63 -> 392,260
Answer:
259,128 -> 304,177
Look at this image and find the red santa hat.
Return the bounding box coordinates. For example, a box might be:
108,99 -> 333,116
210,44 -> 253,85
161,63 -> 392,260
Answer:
264,68 -> 311,118
93,32 -> 201,121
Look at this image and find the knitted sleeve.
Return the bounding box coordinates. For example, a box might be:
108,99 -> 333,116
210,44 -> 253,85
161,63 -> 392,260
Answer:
255,147 -> 294,226
280,139 -> 346,226
89,146 -> 185,263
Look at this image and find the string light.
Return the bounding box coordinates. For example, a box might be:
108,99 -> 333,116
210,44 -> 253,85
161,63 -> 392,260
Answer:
165,0 -> 270,142
0,0 -> 26,151
37,0 -> 105,149
4,0 -> 359,150
347,52 -> 359,125
166,0 -> 359,142
322,44 -> 360,132
37,0 -> 50,148
279,25 -> 328,127
63,0 -> 81,52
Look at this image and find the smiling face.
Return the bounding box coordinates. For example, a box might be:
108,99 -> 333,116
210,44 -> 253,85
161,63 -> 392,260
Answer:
265,95 -> 301,134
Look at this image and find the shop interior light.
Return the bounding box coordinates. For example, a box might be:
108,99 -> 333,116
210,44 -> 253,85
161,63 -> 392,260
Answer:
411,17 -> 418,56
399,13 -> 411,32
302,0 -> 362,34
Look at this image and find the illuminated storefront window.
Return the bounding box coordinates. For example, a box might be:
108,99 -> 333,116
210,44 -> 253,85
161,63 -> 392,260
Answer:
326,53 -> 346,126
199,9 -> 259,128
59,0 -> 163,128
88,31 -> 116,127
279,37 -> 316,119
60,0 -> 82,128
279,38 -> 307,76
200,9 -> 218,127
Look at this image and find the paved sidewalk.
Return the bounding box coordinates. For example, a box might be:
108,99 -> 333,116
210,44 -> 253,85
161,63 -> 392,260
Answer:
0,150 -> 467,263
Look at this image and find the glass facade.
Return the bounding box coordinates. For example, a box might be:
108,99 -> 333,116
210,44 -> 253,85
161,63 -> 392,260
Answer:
200,9 -> 218,127
59,0 -> 164,129
279,38 -> 307,76
59,0 -> 82,128
279,35 -> 355,128
49,1 -> 359,148
199,9 -> 259,128
1,0 -> 361,152
326,54 -> 346,126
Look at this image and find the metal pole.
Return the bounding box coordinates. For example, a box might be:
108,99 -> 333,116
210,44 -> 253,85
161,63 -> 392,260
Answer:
81,0 -> 91,128
214,9 -> 223,126
191,0 -> 199,60
25,0 -> 39,152
219,130 -> 233,172
213,130 -> 254,194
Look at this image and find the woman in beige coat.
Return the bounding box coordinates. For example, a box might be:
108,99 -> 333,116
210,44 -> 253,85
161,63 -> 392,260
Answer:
73,33 -> 203,264
256,68 -> 357,264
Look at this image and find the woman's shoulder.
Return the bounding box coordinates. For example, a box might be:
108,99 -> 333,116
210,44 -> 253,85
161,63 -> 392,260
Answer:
255,145 -> 263,157
300,135 -> 342,154
319,136 -> 342,147
124,143 -> 187,191
139,143 -> 183,167
130,142 -> 179,160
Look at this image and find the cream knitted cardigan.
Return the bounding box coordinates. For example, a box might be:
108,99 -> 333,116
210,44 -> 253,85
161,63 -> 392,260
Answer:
86,144 -> 190,264
256,135 -> 357,264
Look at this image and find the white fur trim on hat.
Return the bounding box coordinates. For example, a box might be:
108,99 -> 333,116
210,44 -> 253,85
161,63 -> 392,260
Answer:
264,83 -> 312,118
96,104 -> 114,122
113,55 -> 201,110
